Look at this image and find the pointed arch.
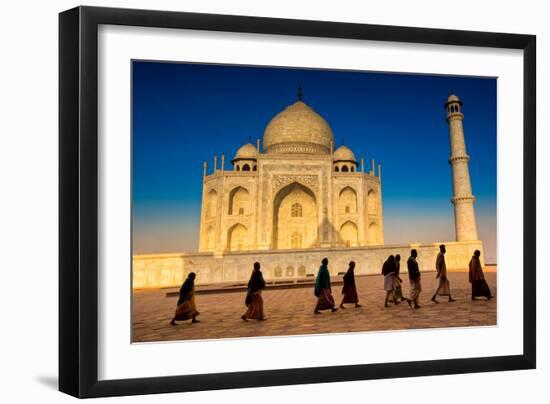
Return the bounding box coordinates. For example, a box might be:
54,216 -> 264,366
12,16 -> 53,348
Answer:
340,221 -> 358,247
206,189 -> 218,218
339,186 -> 357,214
367,189 -> 377,215
227,223 -> 248,251
272,182 -> 318,249
228,186 -> 249,215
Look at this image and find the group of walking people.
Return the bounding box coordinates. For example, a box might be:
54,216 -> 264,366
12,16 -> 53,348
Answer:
380,246 -> 447,309
169,244 -> 492,326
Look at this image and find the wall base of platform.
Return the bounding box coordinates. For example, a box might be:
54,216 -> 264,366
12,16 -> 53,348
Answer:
132,241 -> 484,290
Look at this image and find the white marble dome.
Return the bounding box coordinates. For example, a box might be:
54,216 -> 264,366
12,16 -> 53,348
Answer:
263,100 -> 334,155
233,143 -> 258,161
333,145 -> 356,162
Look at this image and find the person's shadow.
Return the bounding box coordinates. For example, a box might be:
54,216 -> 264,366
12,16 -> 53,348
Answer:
35,375 -> 58,390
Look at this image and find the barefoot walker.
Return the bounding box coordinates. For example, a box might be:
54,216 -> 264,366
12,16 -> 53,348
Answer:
340,261 -> 361,309
242,262 -> 267,321
314,258 -> 338,314
170,272 -> 200,326
432,245 -> 456,303
469,250 -> 492,300
406,249 -> 422,309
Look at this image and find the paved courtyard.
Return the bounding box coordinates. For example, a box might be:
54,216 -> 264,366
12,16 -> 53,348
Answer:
132,271 -> 496,342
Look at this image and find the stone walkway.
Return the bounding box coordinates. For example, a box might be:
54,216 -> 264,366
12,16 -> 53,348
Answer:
132,271 -> 496,342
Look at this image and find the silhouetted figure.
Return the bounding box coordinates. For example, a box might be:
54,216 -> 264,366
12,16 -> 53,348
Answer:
406,249 -> 422,309
382,255 -> 402,307
170,272 -> 200,326
314,258 -> 338,314
340,261 -> 361,309
241,262 -> 267,321
469,250 -> 492,300
431,245 -> 456,303
393,254 -> 404,303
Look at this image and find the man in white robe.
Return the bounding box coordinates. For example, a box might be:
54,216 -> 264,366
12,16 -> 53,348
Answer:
431,244 -> 456,303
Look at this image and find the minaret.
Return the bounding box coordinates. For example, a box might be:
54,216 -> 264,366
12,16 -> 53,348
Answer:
445,93 -> 478,241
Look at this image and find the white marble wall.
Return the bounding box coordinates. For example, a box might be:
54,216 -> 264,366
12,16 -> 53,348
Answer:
133,240 -> 484,289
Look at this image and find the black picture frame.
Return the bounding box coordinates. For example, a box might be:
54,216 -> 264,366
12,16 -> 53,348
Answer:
59,5 -> 536,398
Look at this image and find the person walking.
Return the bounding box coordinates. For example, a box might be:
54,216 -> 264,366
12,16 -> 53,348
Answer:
340,261 -> 361,309
314,258 -> 338,314
431,245 -> 456,303
469,250 -> 492,300
393,254 -> 405,303
382,255 -> 401,307
406,249 -> 422,309
241,262 -> 267,321
170,272 -> 200,326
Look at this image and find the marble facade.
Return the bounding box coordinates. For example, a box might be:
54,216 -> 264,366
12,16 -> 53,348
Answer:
133,93 -> 485,289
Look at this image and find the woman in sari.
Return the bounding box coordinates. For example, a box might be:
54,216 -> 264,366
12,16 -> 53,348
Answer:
469,250 -> 492,300
241,262 -> 267,321
340,261 -> 361,309
170,272 -> 199,326
314,258 -> 338,314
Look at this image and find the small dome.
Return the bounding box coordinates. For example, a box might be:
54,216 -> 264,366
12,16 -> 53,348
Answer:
447,94 -> 460,102
263,101 -> 334,155
233,143 -> 257,161
333,145 -> 356,162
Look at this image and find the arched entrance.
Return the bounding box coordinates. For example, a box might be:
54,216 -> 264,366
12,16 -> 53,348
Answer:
272,182 -> 318,249
339,186 -> 357,214
340,221 -> 358,247
228,186 -> 249,215
227,223 -> 248,251
206,189 -> 217,218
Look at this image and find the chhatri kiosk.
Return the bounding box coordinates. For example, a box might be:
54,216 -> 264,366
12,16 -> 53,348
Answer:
133,92 -> 483,289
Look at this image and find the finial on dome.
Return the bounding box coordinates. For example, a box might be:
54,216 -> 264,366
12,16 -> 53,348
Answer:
297,84 -> 303,101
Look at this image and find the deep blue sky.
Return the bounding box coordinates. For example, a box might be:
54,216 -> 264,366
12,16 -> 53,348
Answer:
132,61 -> 497,263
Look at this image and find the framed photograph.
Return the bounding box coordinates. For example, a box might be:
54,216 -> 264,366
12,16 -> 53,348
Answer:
59,6 -> 536,398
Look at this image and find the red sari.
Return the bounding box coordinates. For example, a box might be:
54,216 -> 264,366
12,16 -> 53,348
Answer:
341,268 -> 359,304
316,288 -> 336,310
173,288 -> 199,321
242,291 -> 265,320
242,268 -> 266,320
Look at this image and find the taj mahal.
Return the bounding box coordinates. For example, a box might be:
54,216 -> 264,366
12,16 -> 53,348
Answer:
133,91 -> 483,289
